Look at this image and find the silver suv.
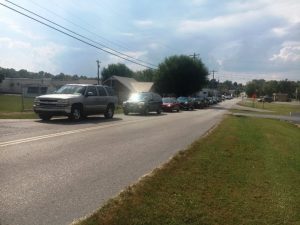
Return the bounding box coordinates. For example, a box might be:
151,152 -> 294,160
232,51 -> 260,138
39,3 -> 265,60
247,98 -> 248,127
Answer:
33,84 -> 118,121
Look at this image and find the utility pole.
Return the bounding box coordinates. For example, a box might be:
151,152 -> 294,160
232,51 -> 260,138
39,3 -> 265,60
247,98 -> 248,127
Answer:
210,70 -> 217,80
189,53 -> 200,60
96,60 -> 101,85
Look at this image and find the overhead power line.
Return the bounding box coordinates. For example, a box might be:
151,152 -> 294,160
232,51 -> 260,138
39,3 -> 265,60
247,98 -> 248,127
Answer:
0,1 -> 157,70
26,0 -> 133,52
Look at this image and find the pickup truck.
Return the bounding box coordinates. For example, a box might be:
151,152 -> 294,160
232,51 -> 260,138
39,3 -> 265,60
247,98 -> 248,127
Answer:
33,84 -> 118,121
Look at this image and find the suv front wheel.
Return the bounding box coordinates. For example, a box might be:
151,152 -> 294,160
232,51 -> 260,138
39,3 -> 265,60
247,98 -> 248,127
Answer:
69,105 -> 82,121
104,104 -> 115,119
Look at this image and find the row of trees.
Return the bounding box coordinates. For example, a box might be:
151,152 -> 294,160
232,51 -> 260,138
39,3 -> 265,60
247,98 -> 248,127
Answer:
1,55 -> 210,97
245,79 -> 300,98
3,56 -> 298,99
0,67 -> 89,83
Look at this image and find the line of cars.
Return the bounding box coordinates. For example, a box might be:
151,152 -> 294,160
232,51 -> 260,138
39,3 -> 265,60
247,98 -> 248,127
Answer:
32,84 -> 227,121
122,92 -> 225,115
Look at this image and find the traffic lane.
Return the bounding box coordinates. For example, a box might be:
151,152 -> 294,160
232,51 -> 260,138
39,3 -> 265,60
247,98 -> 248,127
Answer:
0,100 -> 238,225
0,98 -> 237,143
0,114 -> 153,143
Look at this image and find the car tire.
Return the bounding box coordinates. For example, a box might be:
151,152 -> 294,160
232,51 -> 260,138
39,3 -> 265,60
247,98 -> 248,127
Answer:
143,107 -> 149,115
39,113 -> 52,121
157,106 -> 162,114
69,105 -> 82,121
104,104 -> 114,119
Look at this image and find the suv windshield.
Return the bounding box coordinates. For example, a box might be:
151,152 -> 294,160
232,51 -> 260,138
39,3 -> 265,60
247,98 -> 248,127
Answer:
128,93 -> 150,102
56,85 -> 86,95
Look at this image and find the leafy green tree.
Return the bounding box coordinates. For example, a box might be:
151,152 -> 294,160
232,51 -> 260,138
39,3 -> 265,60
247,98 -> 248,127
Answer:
245,81 -> 258,97
245,79 -> 266,97
154,55 -> 209,96
263,80 -> 278,96
133,69 -> 156,82
101,63 -> 133,81
207,79 -> 218,89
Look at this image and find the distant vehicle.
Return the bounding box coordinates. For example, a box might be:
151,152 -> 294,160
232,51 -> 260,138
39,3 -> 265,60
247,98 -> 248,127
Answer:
162,97 -> 180,112
177,97 -> 194,110
33,84 -> 118,121
206,97 -> 214,105
258,96 -> 273,103
192,97 -> 205,109
123,92 -> 162,115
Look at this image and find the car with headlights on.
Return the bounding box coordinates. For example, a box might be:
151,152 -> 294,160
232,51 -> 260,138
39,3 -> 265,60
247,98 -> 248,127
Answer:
123,92 -> 162,115
33,84 -> 117,121
162,97 -> 180,112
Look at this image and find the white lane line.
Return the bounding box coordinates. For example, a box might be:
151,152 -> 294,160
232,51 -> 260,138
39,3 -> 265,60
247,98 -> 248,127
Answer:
0,117 -> 155,148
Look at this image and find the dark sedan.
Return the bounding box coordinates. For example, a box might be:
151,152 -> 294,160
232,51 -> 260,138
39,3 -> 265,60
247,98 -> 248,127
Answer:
177,97 -> 194,110
162,97 -> 180,112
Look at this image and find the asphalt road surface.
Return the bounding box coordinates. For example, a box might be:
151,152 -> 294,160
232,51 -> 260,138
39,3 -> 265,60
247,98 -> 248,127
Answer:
0,99 -> 238,225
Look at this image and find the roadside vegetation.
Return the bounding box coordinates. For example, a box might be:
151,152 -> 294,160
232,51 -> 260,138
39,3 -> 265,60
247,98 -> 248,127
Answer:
0,94 -> 37,119
75,116 -> 300,225
237,99 -> 300,115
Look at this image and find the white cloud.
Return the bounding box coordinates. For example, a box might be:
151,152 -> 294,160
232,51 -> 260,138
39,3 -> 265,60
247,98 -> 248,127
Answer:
270,42 -> 300,62
266,0 -> 300,23
190,0 -> 207,6
272,27 -> 288,37
0,37 -> 66,73
134,20 -> 154,28
0,17 -> 42,40
0,37 -> 31,49
177,11 -> 260,34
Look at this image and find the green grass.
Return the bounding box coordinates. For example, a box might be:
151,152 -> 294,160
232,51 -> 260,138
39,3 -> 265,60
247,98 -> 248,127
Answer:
75,116 -> 300,225
238,100 -> 300,115
0,94 -> 36,119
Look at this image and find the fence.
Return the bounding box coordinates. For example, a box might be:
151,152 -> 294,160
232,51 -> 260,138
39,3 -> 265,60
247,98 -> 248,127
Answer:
21,84 -> 48,111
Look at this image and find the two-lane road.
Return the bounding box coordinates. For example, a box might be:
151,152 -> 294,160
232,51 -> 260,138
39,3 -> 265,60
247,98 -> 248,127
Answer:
0,99 -> 238,225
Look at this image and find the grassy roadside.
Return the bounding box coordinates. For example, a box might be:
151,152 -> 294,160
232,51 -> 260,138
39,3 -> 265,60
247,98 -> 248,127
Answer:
0,95 -> 37,119
237,100 -> 300,115
74,116 -> 300,225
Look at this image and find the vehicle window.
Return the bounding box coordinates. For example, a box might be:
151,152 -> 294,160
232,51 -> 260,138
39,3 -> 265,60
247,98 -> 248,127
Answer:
97,86 -> 107,96
86,86 -> 97,96
56,85 -> 86,95
163,98 -> 176,103
105,87 -> 115,96
153,93 -> 161,101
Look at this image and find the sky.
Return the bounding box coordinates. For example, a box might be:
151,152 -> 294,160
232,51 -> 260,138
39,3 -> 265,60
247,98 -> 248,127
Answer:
0,0 -> 299,83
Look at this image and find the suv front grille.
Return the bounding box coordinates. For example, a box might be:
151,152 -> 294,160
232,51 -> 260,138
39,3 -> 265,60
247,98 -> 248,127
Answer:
38,99 -> 62,108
